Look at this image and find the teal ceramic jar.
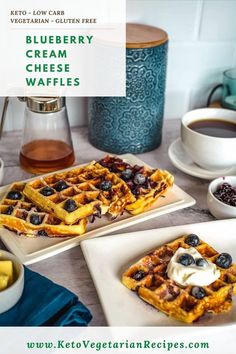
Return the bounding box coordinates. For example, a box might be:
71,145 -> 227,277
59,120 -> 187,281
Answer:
88,24 -> 168,154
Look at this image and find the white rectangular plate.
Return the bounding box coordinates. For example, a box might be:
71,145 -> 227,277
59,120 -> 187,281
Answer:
0,154 -> 195,265
81,219 -> 236,327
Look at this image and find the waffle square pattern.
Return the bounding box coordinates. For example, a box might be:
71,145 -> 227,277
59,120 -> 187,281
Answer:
122,235 -> 236,323
0,183 -> 87,237
24,162 -> 135,224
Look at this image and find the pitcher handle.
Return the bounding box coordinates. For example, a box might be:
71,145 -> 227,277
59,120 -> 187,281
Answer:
207,84 -> 223,107
0,97 -> 9,139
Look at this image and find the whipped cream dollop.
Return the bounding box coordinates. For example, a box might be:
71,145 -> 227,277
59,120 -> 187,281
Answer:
167,247 -> 220,287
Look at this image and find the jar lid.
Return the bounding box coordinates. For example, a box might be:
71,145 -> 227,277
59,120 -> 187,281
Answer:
126,23 -> 168,49
19,97 -> 65,113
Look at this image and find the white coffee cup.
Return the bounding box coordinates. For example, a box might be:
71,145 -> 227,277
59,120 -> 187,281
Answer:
181,108 -> 236,170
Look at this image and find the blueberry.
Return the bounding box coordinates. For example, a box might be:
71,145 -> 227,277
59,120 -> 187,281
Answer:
185,234 -> 200,247
132,186 -> 141,196
231,197 -> 236,207
64,199 -> 77,212
6,190 -> 22,200
132,270 -> 146,281
134,173 -> 146,185
121,169 -> 133,181
191,286 -> 206,299
40,186 -> 54,196
5,205 -> 14,215
196,258 -> 208,267
216,253 -> 232,269
38,230 -> 48,237
55,180 -> 69,192
222,184 -> 230,189
30,214 -> 42,225
213,182 -> 236,207
178,253 -> 195,266
99,180 -> 112,191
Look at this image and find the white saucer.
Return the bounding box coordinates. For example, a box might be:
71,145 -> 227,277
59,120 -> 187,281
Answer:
168,138 -> 236,180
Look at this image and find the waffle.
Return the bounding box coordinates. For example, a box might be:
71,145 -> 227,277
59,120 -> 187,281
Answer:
23,162 -> 135,224
0,183 -> 87,237
122,235 -> 236,323
98,156 -> 174,215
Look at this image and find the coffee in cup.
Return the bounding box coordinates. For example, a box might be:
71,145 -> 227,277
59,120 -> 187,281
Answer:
181,108 -> 236,170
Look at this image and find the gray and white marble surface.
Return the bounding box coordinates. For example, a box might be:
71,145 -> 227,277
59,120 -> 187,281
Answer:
0,119 -> 215,325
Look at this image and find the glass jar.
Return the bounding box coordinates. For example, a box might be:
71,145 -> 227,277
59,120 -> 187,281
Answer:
19,97 -> 75,174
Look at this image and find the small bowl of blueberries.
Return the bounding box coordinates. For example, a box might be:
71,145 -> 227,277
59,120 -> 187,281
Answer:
207,176 -> 236,219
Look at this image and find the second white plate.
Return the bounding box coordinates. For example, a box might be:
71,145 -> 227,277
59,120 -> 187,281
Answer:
81,219 -> 236,327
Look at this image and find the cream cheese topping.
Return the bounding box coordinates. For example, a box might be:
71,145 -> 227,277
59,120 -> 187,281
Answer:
167,247 -> 220,287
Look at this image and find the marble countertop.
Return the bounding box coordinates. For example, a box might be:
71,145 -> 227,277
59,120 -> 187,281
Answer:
0,119 -> 215,325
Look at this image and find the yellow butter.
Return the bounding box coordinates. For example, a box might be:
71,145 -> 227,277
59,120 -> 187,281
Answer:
0,260 -> 13,286
0,274 -> 10,291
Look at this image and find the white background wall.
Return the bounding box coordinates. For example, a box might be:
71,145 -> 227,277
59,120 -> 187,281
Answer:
1,0 -> 236,131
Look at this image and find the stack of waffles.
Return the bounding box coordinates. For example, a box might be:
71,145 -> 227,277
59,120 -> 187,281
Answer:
0,157 -> 174,238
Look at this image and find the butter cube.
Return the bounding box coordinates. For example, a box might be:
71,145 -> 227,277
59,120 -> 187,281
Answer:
0,260 -> 13,286
0,274 -> 10,291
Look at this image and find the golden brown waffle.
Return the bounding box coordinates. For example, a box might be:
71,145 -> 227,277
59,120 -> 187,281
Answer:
0,183 -> 87,237
23,162 -> 135,224
122,235 -> 236,323
99,156 -> 174,215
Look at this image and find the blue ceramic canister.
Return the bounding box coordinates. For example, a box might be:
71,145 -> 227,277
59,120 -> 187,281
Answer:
88,24 -> 168,154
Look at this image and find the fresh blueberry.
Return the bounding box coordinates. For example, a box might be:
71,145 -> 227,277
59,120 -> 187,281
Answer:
55,180 -> 69,192
213,182 -> 236,207
5,205 -> 14,215
216,253 -> 232,269
221,183 -> 231,189
231,197 -> 236,206
196,258 -> 208,267
37,230 -> 48,237
121,169 -> 133,181
185,234 -> 200,247
191,286 -> 206,299
6,190 -> 22,200
64,199 -> 77,212
132,186 -> 141,196
40,186 -> 55,196
99,180 -> 112,191
178,253 -> 195,266
30,214 -> 42,225
132,270 -> 146,281
134,173 -> 146,185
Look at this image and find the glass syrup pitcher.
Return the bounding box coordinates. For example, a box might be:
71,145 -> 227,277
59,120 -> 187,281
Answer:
1,96 -> 75,174
19,97 -> 75,174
